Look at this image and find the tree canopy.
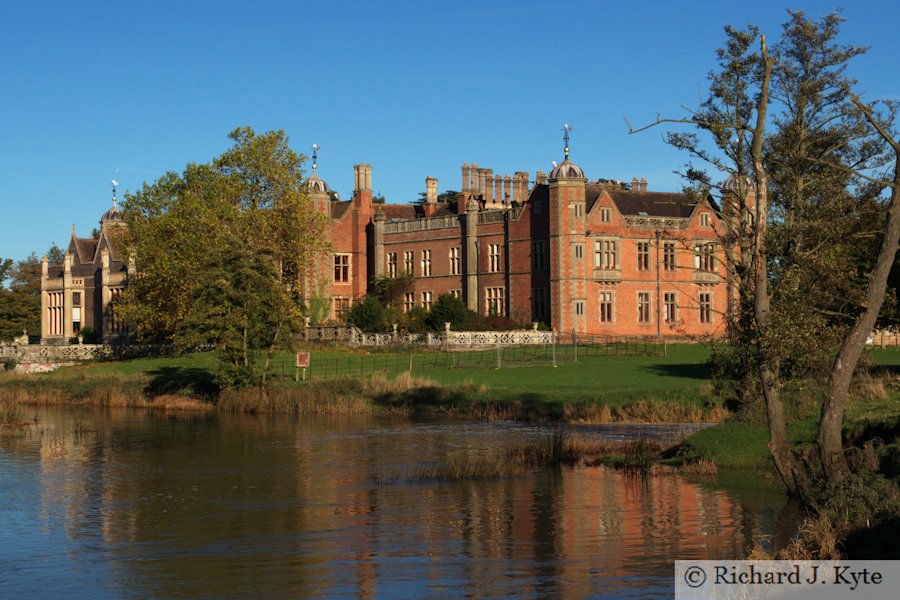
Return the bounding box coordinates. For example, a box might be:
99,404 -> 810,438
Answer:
119,127 -> 330,388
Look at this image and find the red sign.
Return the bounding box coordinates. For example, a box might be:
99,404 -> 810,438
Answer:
295,352 -> 310,368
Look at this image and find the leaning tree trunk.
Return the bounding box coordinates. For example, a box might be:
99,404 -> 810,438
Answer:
819,104 -> 900,484
751,36 -> 812,500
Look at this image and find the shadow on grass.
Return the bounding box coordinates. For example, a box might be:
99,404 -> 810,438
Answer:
145,367 -> 219,399
641,363 -> 711,380
372,386 -> 559,420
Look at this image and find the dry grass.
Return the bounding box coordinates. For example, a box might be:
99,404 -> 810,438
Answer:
852,373 -> 888,400
0,399 -> 28,434
217,381 -> 373,415
561,400 -> 728,424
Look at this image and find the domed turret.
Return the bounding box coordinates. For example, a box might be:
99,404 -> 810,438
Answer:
305,144 -> 332,195
722,174 -> 755,193
100,180 -> 123,225
549,123 -> 585,180
549,157 -> 585,180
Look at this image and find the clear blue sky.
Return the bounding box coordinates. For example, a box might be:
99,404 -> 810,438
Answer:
1,1 -> 897,264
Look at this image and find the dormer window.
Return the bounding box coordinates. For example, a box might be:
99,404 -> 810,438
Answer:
700,212 -> 711,227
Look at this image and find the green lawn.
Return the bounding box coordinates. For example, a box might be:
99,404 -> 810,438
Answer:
36,343 -> 711,406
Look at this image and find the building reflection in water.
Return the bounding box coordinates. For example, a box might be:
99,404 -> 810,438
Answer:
6,409 -> 789,598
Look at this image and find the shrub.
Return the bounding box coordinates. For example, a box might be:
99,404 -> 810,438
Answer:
425,294 -> 472,331
348,295 -> 386,333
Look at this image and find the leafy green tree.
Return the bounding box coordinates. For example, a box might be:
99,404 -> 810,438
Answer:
633,12 -> 897,497
0,254 -> 41,340
120,127 -> 329,388
425,293 -> 471,331
347,295 -> 386,333
46,244 -> 66,264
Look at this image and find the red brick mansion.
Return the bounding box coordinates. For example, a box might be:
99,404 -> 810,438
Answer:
41,139 -> 740,343
307,141 -> 737,338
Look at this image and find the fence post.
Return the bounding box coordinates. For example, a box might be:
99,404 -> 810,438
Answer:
496,342 -> 501,369
573,330 -> 578,363
552,334 -> 557,368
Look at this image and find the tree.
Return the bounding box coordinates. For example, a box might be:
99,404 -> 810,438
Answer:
120,127 -> 330,388
46,244 -> 65,264
348,295 -> 387,333
425,293 -> 471,331
632,12 -> 896,498
0,254 -> 42,341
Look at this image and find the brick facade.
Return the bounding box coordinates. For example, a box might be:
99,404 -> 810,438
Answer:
42,148 -> 739,343
311,152 -> 738,339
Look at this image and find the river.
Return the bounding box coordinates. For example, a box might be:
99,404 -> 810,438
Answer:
0,408 -> 794,598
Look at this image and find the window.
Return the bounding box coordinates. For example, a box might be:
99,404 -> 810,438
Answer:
334,254 -> 350,283
404,292 -> 415,313
664,292 -> 677,323
404,251 -> 414,275
421,249 -> 432,276
449,247 -> 460,275
575,300 -> 585,316
637,241 -> 650,271
594,239 -> 618,269
49,292 -> 64,335
107,287 -> 126,334
72,292 -> 82,334
574,244 -> 584,260
387,252 -> 397,277
700,212 -> 711,227
532,288 -> 547,320
450,289 -> 462,299
334,297 -> 351,320
574,203 -> 584,218
488,244 -> 501,272
699,292 -> 712,324
532,241 -> 545,271
694,242 -> 716,272
486,287 -> 505,316
600,207 -> 612,223
422,291 -> 433,311
638,292 -> 652,323
663,242 -> 676,272
599,291 -> 614,323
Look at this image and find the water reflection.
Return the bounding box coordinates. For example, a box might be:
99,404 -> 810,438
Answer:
0,409 -> 790,598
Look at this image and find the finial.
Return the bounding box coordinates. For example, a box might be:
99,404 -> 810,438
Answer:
312,144 -> 319,173
562,123 -> 572,159
111,179 -> 119,208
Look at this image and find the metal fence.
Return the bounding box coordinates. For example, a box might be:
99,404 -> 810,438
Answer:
278,334 -> 664,380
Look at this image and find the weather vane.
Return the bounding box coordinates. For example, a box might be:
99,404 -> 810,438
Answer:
111,179 -> 118,207
312,144 -> 319,173
563,123 -> 572,159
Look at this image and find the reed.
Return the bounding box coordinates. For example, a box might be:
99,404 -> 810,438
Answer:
0,399 -> 27,433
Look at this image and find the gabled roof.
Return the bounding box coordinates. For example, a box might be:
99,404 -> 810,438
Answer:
607,191 -> 701,218
330,200 -> 352,220
69,237 -> 98,264
380,204 -> 418,221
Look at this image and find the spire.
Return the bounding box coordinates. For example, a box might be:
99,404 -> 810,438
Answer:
111,179 -> 118,208
563,123 -> 571,159
312,144 -> 319,175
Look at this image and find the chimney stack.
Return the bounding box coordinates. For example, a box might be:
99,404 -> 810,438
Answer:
493,175 -> 502,207
631,177 -> 640,191
640,177 -> 647,192
503,175 -> 511,205
425,176 -> 438,203
354,164 -> 372,192
470,162 -> 479,193
535,171 -> 547,185
461,163 -> 470,193
480,168 -> 492,202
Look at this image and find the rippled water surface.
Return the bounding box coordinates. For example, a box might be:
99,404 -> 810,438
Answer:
0,409 -> 793,598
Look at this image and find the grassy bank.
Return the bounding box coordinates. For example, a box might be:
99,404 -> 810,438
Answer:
0,344 -> 723,422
